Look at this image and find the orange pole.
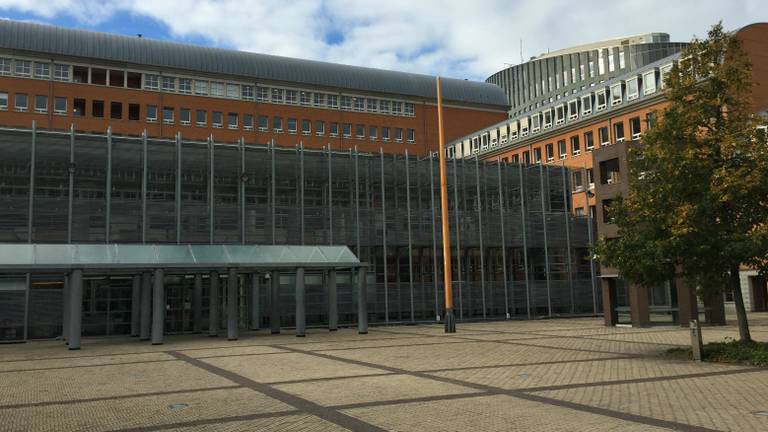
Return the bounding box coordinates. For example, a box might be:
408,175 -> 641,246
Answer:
436,76 -> 456,332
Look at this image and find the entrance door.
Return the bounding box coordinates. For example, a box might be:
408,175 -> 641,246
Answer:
0,278 -> 26,342
752,277 -> 768,312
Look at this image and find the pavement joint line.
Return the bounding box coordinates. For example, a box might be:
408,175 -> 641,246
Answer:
0,358 -> 180,374
274,343 -> 721,431
269,371 -> 399,386
0,385 -> 242,410
447,334 -> 649,358
330,391 -> 491,411
168,350 -> 388,432
419,355 -> 637,373
105,410 -> 303,432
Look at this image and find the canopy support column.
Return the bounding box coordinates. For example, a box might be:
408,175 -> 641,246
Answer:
227,268 -> 239,341
151,268 -> 164,345
295,267 -> 306,337
357,267 -> 368,334
68,269 -> 83,350
328,270 -> 338,331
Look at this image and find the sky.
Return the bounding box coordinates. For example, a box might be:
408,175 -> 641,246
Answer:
0,0 -> 764,81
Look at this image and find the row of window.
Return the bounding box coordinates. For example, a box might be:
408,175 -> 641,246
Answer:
0,56 -> 416,118
0,92 -> 417,143
449,60 -> 675,159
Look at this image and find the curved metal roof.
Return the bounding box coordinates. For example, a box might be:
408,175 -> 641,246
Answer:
0,20 -> 508,108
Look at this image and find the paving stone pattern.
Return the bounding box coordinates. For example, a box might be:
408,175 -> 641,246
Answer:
1,313 -> 768,431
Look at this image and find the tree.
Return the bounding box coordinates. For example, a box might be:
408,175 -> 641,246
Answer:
596,23 -> 768,342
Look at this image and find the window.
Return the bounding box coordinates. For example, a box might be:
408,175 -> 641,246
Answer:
369,126 -> 377,140
643,70 -> 656,95
567,100 -> 578,120
558,140 -> 567,159
313,93 -> 325,107
226,84 -> 239,99
0,58 -> 10,75
579,64 -> 585,81
128,104 -> 140,121
110,102 -> 122,119
619,49 -> 626,69
596,89 -> 607,111
614,122 -> 625,142
73,66 -> 88,83
162,107 -> 174,124
288,118 -> 298,134
340,96 -> 352,110
299,91 -> 311,105
329,122 -> 339,136
342,123 -> 352,137
599,126 -> 609,145
355,124 -> 365,138
587,168 -> 594,188
33,62 -> 50,79
543,109 -> 553,128
212,111 -> 223,128
382,126 -> 390,141
354,97 -> 365,112
54,96 -> 67,114
630,117 -> 642,139
286,89 -> 298,104
407,128 -> 415,143
180,108 -> 191,125
366,98 -> 378,112
34,95 -> 47,113
196,110 -> 207,126
256,86 -> 269,101
271,88 -> 284,103
273,116 -> 283,132
210,82 -> 225,97
91,68 -> 106,85
301,119 -> 311,135
522,151 -> 530,164
15,60 -> 31,76
533,147 -> 542,164
315,120 -> 325,135
646,112 -> 657,129
570,135 -> 580,156
626,77 -> 639,101
404,102 -> 415,116
228,113 -> 238,129
379,100 -> 390,113
585,131 -> 595,151
581,95 -> 592,116
194,80 -> 208,96
573,171 -> 584,191
179,78 -> 193,94
327,94 -> 339,108
531,113 -> 541,133
92,100 -> 104,118
394,127 -> 403,142
659,63 -> 673,89
243,114 -> 254,130
73,98 -> 86,117
109,70 -> 124,87
126,72 -> 142,89
144,74 -> 159,90
608,52 -> 615,72
575,207 -> 585,217
610,83 -> 623,106
391,101 -> 403,115
545,143 -> 554,161
600,158 -> 621,185
511,154 -> 520,164
258,115 -> 268,131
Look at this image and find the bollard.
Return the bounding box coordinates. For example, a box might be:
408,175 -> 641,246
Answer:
690,319 -> 703,362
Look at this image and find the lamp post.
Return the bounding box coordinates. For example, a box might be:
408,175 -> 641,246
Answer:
436,76 -> 456,333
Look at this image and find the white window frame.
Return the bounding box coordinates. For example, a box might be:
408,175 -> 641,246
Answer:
15,60 -> 31,76
146,105 -> 158,122
659,63 -> 674,89
643,70 -> 657,95
180,108 -> 191,126
210,82 -> 225,97
225,84 -> 239,99
212,111 -> 224,129
33,62 -> 50,79
162,107 -> 174,124
626,77 -> 639,101
595,90 -> 607,111
178,78 -> 193,94
0,91 -> 8,110
243,114 -> 254,131
144,74 -> 160,90
0,58 -> 11,75
161,76 -> 176,92
610,83 -> 623,106
543,109 -> 553,129
302,119 -> 311,136
228,113 -> 239,130
286,89 -> 298,104
555,104 -> 565,125
567,99 -> 578,120
194,80 -> 209,96
531,113 -> 541,133
313,93 -> 325,107
299,91 -> 311,105
54,96 -> 66,114
256,86 -> 269,101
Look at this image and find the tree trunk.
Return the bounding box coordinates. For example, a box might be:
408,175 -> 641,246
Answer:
730,266 -> 751,343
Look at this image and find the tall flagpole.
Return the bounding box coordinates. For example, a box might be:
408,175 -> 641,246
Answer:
436,76 -> 456,333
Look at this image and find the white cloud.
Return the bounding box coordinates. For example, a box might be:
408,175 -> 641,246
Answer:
0,0 -> 764,80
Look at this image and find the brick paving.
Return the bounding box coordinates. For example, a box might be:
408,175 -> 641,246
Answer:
1,313 -> 767,431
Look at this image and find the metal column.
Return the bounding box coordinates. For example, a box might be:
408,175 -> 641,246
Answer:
452,156 -> 463,319
561,162 -> 575,314
67,124 -> 74,243
130,275 -> 141,337
295,267 -> 306,337
227,268 -> 238,341
585,181 -> 599,314
538,164 -> 552,316
380,148 -> 389,324
68,269 -> 83,350
62,274 -> 70,342
498,161 -> 510,318
193,274 -> 202,333
151,268 -> 164,345
475,157 -> 487,319
328,270 -> 338,331
209,271 -> 219,337
270,271 -> 280,334
249,273 -> 260,330
405,150 -> 415,322
27,121 -> 36,243
106,127 -> 112,242
519,164 -> 532,319
429,153 -> 439,320
175,132 -> 182,243
327,145 -> 333,245
357,267 -> 368,334
141,130 -> 148,244
240,138 -> 246,244
208,135 -> 215,243
299,142 -> 305,245
139,271 -> 152,340
270,139 -> 276,245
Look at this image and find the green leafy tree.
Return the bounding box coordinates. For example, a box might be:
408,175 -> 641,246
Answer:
596,23 -> 768,342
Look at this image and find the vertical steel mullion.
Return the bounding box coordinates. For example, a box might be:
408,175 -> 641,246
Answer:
405,150 -> 414,322
429,153 -> 439,321
354,147 -> 360,257
67,124 -> 74,244
174,132 -> 181,244
299,142 -> 305,245
380,148 -> 388,324
519,163 -> 531,319
27,121 -> 36,243
452,156 -> 462,320
562,161 -> 575,314
585,174 -> 598,314
240,138 -> 246,245
539,163 -> 552,316
209,135 -> 215,244
141,130 -> 147,244
327,144 -> 333,245
475,157 -> 486,319
106,127 -> 112,243
497,160 -> 509,319
270,139 -> 276,245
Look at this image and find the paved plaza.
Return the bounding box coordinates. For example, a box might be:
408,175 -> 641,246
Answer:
2,314 -> 768,431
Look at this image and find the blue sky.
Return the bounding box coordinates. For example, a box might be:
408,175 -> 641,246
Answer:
0,0 -> 764,81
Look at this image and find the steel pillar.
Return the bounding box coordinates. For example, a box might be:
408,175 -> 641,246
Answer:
295,267 -> 306,337
67,269 -> 83,350
193,274 -> 203,333
270,272 -> 280,334
151,268 -> 164,345
227,268 -> 238,341
249,273 -> 260,330
328,270 -> 338,331
209,271 -> 219,337
139,271 -> 152,341
130,275 -> 141,337
357,267 -> 368,334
